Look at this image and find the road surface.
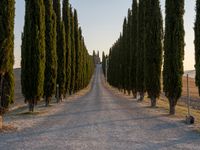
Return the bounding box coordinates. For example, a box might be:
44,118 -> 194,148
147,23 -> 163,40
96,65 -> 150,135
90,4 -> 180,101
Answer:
0,65 -> 200,150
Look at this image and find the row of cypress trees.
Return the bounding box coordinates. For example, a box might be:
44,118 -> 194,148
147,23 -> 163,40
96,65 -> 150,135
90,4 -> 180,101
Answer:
21,0 -> 94,111
0,0 -> 15,114
104,0 -> 185,115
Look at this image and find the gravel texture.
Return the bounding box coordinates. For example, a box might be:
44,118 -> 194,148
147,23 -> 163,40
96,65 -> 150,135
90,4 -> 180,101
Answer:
0,65 -> 200,150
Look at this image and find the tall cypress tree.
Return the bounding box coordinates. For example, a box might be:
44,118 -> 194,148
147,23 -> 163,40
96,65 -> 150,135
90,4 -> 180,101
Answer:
53,0 -> 63,101
163,0 -> 185,114
21,0 -> 45,111
69,6 -> 75,94
78,27 -> 84,89
130,0 -> 138,98
63,0 -> 71,95
195,0 -> 200,95
43,0 -> 57,106
144,0 -> 163,107
102,51 -> 106,75
122,18 -> 127,93
126,9 -> 132,95
74,9 -> 80,92
136,0 -> 146,101
0,0 -> 15,113
57,22 -> 66,100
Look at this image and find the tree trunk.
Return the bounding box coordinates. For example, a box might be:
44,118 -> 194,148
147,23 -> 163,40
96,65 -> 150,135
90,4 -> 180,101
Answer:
0,115 -> 2,129
128,90 -> 131,96
0,74 -> 4,111
169,98 -> 175,115
138,92 -> 144,101
132,90 -> 137,99
151,97 -> 156,107
57,95 -> 60,103
123,89 -> 126,94
28,99 -> 35,112
45,97 -> 51,107
60,95 -> 64,102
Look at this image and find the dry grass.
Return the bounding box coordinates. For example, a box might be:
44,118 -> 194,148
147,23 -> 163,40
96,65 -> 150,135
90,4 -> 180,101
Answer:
143,97 -> 200,124
104,75 -> 200,131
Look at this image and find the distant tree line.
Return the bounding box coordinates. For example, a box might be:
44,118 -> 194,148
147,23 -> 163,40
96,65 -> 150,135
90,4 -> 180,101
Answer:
103,0 -> 186,115
21,0 -> 94,111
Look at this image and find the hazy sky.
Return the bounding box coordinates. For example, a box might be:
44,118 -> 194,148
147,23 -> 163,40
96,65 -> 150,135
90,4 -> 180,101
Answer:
14,0 -> 196,70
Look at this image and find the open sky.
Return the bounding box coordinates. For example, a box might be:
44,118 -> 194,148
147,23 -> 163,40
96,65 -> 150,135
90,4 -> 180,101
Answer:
14,0 -> 196,71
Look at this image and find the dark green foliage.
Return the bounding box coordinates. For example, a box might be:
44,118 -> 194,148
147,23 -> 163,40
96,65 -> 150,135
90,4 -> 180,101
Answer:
53,0 -> 61,43
121,18 -> 127,92
69,6 -> 76,94
53,0 -> 67,101
62,2 -> 94,96
0,0 -> 15,113
108,0 -> 162,107
144,0 -> 163,107
0,69 -> 14,113
102,51 -> 106,75
130,1 -> 138,97
0,0 -> 15,73
163,0 -> 185,114
126,10 -> 132,95
195,0 -> 200,95
136,0 -> 146,101
74,10 -> 80,92
78,28 -> 84,89
63,0 -> 71,95
57,22 -> 66,99
21,0 -> 46,111
43,0 -> 57,106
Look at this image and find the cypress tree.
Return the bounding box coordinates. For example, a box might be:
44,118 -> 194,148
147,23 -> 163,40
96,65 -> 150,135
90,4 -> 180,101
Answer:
122,18 -> 127,93
102,51 -> 106,75
78,28 -> 84,89
124,16 -> 130,94
163,0 -> 185,114
118,35 -> 123,90
195,0 -> 200,95
43,0 -> 57,106
53,0 -> 62,101
57,22 -> 66,100
136,0 -> 146,101
74,9 -> 80,92
0,0 -> 15,113
69,6 -> 76,94
144,0 -> 163,107
53,0 -> 61,40
82,40 -> 88,88
63,0 -> 71,95
21,0 -> 46,112
126,9 -> 132,95
93,50 -> 96,65
130,0 -> 138,98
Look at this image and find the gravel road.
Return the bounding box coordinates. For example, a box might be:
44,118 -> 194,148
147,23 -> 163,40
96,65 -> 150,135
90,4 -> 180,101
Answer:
0,65 -> 200,150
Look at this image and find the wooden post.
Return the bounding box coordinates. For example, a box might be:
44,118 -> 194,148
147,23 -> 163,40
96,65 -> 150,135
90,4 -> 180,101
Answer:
187,74 -> 190,116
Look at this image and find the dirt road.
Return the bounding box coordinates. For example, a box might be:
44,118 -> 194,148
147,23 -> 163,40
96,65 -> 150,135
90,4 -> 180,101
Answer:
0,65 -> 200,150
